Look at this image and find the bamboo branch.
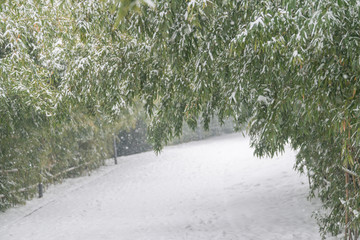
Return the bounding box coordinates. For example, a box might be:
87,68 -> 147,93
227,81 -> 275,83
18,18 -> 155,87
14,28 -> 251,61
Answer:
0,169 -> 19,174
342,167 -> 359,178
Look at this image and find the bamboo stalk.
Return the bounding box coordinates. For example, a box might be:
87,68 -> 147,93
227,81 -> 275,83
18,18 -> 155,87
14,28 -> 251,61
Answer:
345,171 -> 349,240
352,175 -> 357,188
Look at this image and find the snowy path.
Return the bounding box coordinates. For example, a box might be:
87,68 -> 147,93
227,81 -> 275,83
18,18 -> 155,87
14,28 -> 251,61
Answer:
0,134 -> 328,240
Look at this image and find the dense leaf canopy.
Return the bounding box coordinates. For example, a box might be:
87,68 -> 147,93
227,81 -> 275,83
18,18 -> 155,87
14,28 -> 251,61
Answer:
1,0 -> 360,237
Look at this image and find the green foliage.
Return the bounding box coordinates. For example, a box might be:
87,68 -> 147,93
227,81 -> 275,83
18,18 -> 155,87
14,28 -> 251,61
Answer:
169,118 -> 235,145
1,0 -> 360,238
0,109 -> 126,211
0,0 -> 144,210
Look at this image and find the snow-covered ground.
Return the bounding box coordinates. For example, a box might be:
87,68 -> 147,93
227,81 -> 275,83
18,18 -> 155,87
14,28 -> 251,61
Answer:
0,134 -> 332,240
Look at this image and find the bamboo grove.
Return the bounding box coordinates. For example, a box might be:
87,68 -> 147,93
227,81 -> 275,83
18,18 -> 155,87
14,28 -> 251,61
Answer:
1,0 -> 360,238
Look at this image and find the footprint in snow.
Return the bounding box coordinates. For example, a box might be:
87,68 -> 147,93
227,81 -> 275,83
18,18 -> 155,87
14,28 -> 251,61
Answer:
185,224 -> 193,230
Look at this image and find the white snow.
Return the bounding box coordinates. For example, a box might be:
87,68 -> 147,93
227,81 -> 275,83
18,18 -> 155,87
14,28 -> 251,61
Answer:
249,17 -> 265,30
0,134 -> 334,240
